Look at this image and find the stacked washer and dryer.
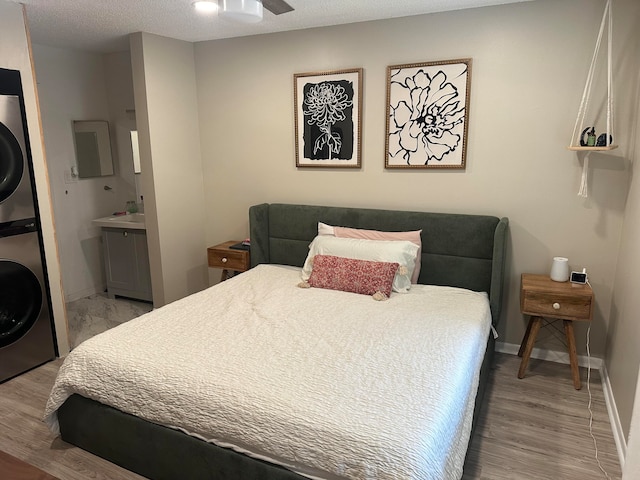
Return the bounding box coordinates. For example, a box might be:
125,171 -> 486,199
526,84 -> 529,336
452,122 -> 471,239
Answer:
0,67 -> 56,383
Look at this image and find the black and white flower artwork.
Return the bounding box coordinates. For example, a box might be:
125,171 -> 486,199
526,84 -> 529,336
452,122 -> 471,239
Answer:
295,69 -> 362,168
385,59 -> 471,169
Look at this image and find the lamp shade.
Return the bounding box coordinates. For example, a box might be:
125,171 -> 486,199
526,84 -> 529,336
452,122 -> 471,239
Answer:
219,0 -> 263,23
550,257 -> 570,282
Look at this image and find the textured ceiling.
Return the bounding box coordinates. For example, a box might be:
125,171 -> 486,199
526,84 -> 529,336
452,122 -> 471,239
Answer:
13,0 -> 534,54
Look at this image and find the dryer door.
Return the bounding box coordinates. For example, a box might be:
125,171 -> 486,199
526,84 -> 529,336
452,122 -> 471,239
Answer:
0,121 -> 24,204
0,260 -> 42,348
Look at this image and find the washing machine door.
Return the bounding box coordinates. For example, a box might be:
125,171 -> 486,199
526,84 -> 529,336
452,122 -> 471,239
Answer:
0,121 -> 24,204
0,260 -> 42,348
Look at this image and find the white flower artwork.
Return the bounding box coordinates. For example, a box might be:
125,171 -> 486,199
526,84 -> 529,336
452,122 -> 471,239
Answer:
385,59 -> 472,169
294,69 -> 362,168
303,82 -> 352,158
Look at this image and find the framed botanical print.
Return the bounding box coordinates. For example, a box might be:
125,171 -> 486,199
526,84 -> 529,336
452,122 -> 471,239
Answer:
294,68 -> 362,168
385,58 -> 472,169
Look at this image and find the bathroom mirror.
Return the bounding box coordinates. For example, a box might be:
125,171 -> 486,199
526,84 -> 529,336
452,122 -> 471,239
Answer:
73,120 -> 114,178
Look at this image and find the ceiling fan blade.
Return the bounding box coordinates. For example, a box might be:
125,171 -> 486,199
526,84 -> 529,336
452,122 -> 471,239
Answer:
262,0 -> 294,15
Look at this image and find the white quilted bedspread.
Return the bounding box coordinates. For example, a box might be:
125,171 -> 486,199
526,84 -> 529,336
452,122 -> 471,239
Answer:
45,264 -> 491,480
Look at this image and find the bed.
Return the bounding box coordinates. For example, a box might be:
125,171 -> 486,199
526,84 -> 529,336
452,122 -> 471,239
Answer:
45,203 -> 508,480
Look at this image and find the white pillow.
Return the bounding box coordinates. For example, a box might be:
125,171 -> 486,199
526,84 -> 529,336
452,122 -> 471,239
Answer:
317,222 -> 423,283
318,222 -> 335,236
302,236 -> 419,293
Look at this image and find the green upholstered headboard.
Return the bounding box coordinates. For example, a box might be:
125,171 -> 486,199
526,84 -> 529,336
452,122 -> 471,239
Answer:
249,203 -> 509,324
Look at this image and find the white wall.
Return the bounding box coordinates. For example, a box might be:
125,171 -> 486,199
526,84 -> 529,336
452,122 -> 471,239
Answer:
130,32 -> 208,306
34,45 -> 112,302
195,0 -> 638,362
0,1 -> 68,354
33,45 -> 137,302
103,51 -> 138,205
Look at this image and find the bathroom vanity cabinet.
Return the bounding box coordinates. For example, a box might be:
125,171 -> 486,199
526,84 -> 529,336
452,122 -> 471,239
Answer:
101,227 -> 152,302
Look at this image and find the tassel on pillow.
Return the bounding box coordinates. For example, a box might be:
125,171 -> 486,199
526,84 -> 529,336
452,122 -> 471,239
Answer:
372,291 -> 389,301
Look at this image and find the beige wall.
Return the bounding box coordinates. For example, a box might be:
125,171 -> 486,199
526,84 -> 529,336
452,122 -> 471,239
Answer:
195,0 -> 639,361
624,375 -> 640,477
130,32 -> 208,306
0,2 -> 69,355
607,50 -> 640,442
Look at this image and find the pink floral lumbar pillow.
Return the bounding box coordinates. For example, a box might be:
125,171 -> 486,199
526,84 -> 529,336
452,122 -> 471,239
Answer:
302,254 -> 399,300
317,222 -> 423,284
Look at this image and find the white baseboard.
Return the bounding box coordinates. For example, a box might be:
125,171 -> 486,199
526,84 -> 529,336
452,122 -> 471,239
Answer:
496,341 -> 603,369
601,364 -> 627,469
496,342 -> 626,468
64,285 -> 103,303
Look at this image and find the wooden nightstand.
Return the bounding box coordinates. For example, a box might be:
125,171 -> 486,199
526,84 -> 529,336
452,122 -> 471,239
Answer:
518,273 -> 594,390
207,241 -> 250,282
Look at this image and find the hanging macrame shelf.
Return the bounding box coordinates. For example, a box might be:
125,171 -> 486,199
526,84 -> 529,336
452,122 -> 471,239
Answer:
568,145 -> 618,151
568,0 -> 617,197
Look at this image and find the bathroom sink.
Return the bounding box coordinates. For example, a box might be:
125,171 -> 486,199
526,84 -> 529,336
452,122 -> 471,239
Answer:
93,213 -> 145,230
110,213 -> 145,223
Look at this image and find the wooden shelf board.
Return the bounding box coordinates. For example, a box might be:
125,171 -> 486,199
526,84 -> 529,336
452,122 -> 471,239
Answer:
567,145 -> 619,151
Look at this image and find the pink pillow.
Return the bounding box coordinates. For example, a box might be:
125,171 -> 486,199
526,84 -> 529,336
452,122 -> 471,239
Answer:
307,255 -> 398,298
319,223 -> 422,283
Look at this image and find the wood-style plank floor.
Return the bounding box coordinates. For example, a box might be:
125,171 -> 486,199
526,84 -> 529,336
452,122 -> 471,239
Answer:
0,353 -> 621,479
464,354 -> 621,480
0,449 -> 60,479
0,358 -> 145,480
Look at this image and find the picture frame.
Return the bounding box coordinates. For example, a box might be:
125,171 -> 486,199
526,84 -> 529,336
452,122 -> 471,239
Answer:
294,68 -> 362,168
385,58 -> 472,169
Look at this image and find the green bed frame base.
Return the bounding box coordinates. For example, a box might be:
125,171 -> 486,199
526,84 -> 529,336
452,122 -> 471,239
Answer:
58,394 -> 305,480
57,203 -> 509,480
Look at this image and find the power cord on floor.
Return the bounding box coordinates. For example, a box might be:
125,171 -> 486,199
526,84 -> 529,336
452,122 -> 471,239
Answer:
586,324 -> 611,480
